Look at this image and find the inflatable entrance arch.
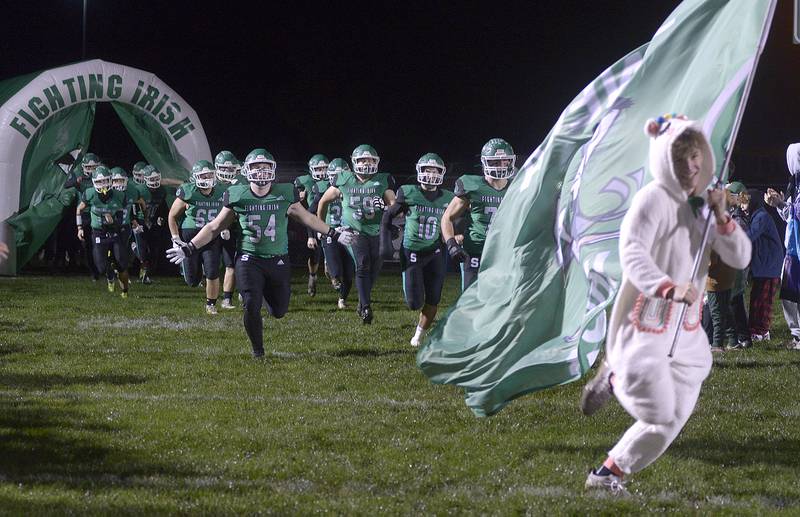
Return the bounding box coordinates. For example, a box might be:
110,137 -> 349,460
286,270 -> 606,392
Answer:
0,59 -> 212,275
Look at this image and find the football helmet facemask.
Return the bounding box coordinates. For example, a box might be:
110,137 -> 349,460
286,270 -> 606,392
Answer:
351,144 -> 379,176
480,138 -> 516,179
416,152 -> 446,186
192,159 -> 217,189
244,148 -> 276,186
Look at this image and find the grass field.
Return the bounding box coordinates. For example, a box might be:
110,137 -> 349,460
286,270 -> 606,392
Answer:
0,271 -> 799,515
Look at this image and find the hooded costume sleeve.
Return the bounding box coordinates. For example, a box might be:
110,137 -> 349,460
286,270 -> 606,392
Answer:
619,190 -> 674,298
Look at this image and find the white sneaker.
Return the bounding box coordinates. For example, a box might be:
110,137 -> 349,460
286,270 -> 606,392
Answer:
220,298 -> 235,310
585,469 -> 629,497
337,298 -> 347,309
752,331 -> 771,342
205,304 -> 218,315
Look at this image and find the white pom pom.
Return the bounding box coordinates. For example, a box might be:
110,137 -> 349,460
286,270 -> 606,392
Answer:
644,118 -> 661,138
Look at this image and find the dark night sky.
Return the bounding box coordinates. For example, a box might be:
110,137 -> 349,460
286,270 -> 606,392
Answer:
1,0 -> 798,183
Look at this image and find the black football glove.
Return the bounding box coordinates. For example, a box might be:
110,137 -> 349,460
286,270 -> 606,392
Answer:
446,238 -> 469,263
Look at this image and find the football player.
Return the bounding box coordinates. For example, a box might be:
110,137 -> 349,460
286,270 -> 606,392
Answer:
308,158 -> 354,309
168,160 -> 226,314
381,153 -> 454,346
76,166 -> 131,297
109,167 -> 146,290
138,165 -> 169,284
317,144 -> 396,324
442,138 -> 515,290
167,148 -> 355,358
65,152 -> 103,280
214,150 -> 246,309
296,154 -> 329,296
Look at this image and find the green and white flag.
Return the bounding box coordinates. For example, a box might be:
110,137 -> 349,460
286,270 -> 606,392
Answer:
418,0 -> 776,417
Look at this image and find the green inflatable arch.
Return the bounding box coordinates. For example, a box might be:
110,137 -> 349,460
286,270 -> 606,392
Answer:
0,59 -> 212,274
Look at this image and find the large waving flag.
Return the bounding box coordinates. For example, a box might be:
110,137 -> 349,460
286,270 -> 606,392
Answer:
418,0 -> 776,417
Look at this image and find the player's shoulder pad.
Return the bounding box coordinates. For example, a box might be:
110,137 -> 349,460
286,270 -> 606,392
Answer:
271,182 -> 298,202
335,170 -> 353,187
440,189 -> 456,203
224,184 -> 248,205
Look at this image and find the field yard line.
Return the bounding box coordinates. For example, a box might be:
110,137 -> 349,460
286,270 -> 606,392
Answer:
0,389 -> 441,409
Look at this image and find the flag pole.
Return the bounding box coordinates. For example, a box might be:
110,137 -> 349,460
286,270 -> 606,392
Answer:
668,0 -> 777,358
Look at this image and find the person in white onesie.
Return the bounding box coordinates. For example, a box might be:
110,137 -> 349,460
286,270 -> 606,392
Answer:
580,114 -> 752,495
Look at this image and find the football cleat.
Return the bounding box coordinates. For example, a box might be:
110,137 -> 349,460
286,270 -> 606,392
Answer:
410,334 -> 422,348
140,273 -> 152,285
206,304 -> 218,315
361,305 -> 373,325
221,298 -> 236,310
337,298 -> 347,309
107,281 -> 115,293
120,291 -> 128,299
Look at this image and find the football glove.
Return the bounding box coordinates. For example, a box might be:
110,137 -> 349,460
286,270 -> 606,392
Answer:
330,227 -> 355,246
372,196 -> 386,211
171,235 -> 186,247
307,237 -> 317,250
220,229 -> 231,241
166,241 -> 196,264
446,238 -> 469,263
132,224 -> 144,235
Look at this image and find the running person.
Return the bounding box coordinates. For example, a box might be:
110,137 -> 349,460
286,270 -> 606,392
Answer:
308,157 -> 355,309
296,154 -> 329,296
139,165 -> 169,284
76,166 -> 131,297
109,166 -> 145,291
65,153 -> 103,280
167,148 -> 355,358
381,153 -> 454,346
168,160 -> 227,314
442,138 -> 515,290
317,144 -> 396,323
214,150 -> 246,309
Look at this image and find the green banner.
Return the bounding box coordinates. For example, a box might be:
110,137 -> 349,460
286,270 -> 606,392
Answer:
418,0 -> 775,417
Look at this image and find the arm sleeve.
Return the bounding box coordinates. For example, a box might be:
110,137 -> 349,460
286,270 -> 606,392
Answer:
618,193 -> 674,297
711,219 -> 752,270
380,204 -> 405,260
222,189 -> 232,208
746,211 -> 769,242
777,198 -> 791,222
454,178 -> 468,198
386,174 -> 397,192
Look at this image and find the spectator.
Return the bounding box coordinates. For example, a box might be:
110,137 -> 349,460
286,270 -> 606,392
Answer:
765,143 -> 800,349
727,183 -> 751,348
745,188 -> 783,343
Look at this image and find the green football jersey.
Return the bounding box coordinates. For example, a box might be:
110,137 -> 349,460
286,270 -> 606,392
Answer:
336,171 -> 394,236
176,182 -> 227,230
224,183 -> 299,258
311,179 -> 342,227
83,188 -> 127,231
294,174 -> 316,205
399,185 -> 454,252
455,175 -> 509,255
